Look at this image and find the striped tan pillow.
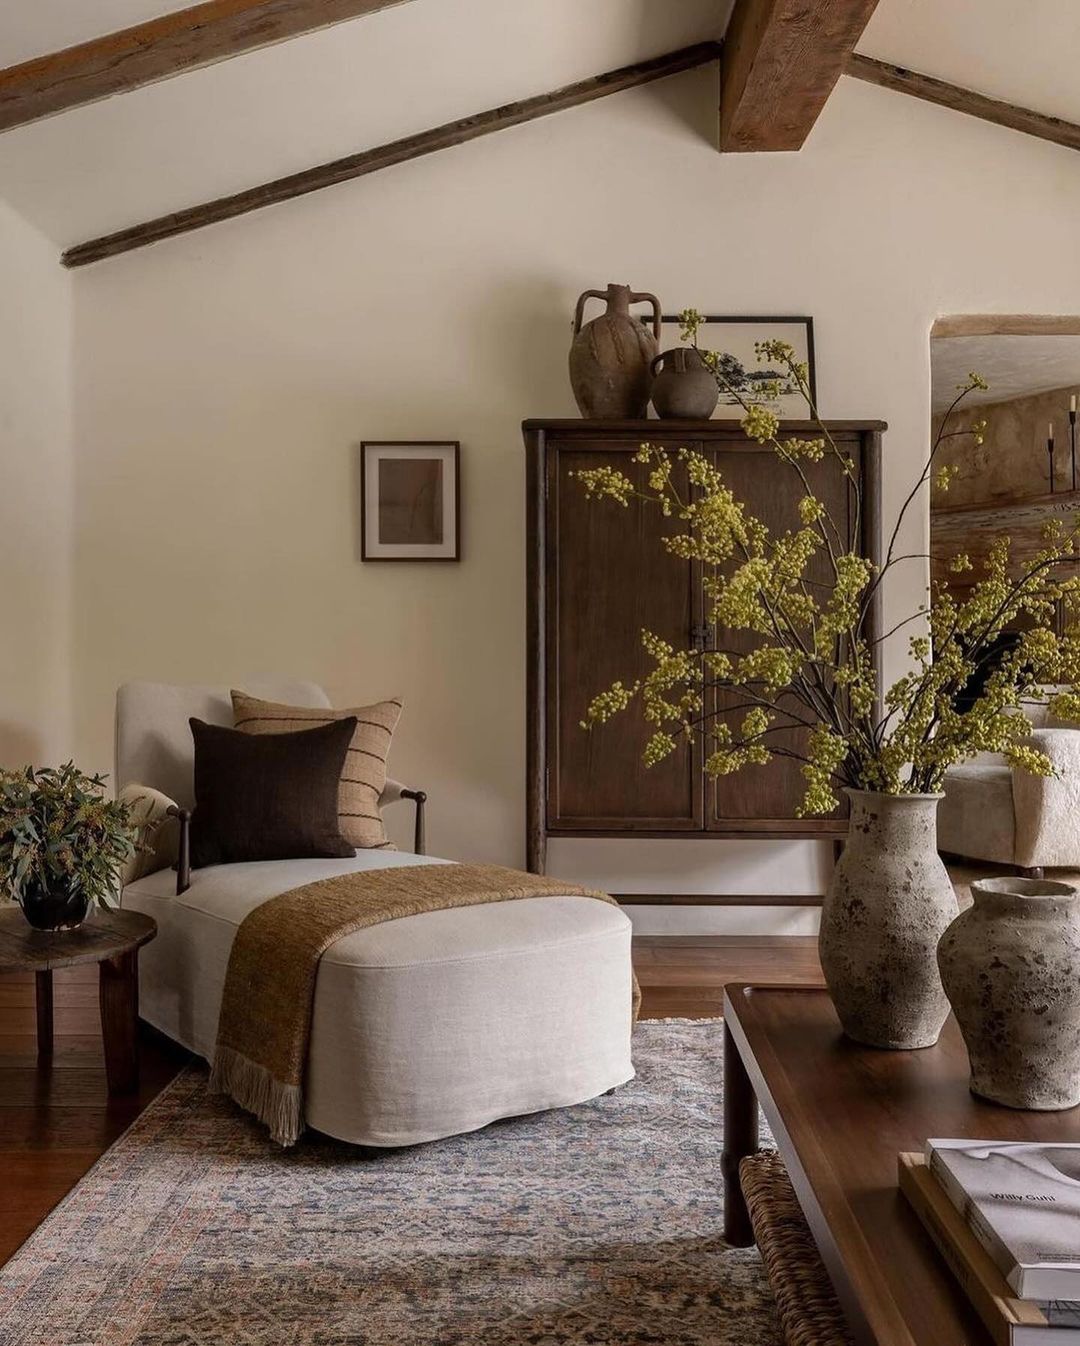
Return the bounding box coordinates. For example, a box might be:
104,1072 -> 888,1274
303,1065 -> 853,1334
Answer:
230,691 -> 402,850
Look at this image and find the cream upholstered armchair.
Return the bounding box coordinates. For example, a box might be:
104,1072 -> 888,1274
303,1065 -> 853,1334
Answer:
938,693 -> 1080,877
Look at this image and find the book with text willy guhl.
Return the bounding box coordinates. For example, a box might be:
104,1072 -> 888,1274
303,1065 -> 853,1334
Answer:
928,1140 -> 1080,1300
898,1154 -> 1080,1346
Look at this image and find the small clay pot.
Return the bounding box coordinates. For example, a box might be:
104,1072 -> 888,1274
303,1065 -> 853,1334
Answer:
650,348 -> 718,420
938,877 -> 1080,1110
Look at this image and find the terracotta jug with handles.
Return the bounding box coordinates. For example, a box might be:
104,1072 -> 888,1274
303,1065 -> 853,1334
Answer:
568,283 -> 661,419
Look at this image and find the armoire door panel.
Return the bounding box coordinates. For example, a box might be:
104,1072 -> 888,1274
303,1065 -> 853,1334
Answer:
705,440 -> 859,828
547,441 -> 703,829
523,419 -> 884,866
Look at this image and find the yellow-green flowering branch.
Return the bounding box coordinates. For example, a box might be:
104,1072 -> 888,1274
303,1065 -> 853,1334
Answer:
574,328 -> 1080,814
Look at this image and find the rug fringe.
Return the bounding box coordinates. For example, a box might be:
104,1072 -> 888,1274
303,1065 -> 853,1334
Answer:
209,1045 -> 303,1147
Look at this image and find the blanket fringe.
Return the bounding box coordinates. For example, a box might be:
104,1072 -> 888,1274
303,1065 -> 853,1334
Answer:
209,1045 -> 304,1147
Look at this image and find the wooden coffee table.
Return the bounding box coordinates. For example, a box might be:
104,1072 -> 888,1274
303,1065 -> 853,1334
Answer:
722,983 -> 1080,1346
0,906 -> 156,1094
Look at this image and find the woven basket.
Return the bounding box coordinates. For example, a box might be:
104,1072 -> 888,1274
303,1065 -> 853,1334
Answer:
739,1151 -> 853,1346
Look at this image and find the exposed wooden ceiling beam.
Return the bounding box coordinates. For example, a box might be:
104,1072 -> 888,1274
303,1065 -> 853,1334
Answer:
719,0 -> 880,152
847,55 -> 1080,155
62,41 -> 722,268
0,0 -> 415,133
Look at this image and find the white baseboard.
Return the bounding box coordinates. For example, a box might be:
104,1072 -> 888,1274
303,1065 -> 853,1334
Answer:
622,904 -> 822,936
544,837 -> 832,896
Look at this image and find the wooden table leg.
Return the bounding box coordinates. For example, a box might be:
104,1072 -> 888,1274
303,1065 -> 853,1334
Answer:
35,969 -> 53,1059
722,1019 -> 759,1246
99,949 -> 139,1095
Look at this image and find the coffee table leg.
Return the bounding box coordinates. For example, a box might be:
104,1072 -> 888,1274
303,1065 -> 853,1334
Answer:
35,970 -> 53,1059
723,1020 -> 759,1246
99,950 -> 139,1095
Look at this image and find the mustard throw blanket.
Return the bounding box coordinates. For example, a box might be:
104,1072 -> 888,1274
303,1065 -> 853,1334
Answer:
209,863 -> 639,1145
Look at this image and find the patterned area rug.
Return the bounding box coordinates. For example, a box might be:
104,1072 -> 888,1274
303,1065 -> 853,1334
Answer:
0,1020 -> 778,1346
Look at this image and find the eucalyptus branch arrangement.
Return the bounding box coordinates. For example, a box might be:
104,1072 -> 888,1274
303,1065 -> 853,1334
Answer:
575,308 -> 1080,815
0,763 -> 137,910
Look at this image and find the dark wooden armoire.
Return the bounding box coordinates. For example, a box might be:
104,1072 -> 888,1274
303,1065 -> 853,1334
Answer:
523,418 -> 885,876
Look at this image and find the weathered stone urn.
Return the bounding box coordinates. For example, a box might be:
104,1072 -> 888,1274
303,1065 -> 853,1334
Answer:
568,284 -> 661,419
820,790 -> 958,1049
938,876 -> 1080,1110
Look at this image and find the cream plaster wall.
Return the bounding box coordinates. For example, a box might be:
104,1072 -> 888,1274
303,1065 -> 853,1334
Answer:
0,201 -> 72,767
68,69 -> 1080,879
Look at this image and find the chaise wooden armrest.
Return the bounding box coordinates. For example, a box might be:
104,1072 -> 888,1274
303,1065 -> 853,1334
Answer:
380,779 -> 427,855
166,804 -> 192,897
165,784 -> 427,899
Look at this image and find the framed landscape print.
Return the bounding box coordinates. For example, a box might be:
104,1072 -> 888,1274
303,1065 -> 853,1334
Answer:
657,315 -> 816,419
360,441 -> 460,561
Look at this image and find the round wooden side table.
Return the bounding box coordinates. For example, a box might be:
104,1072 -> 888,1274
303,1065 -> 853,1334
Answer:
0,906 -> 157,1094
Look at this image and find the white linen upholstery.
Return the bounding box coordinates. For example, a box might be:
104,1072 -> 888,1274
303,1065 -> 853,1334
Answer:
940,689 -> 1080,869
123,852 -> 635,1146
115,679 -> 331,808
937,763 -> 1016,866
1012,729 -> 1080,869
115,679 -> 411,813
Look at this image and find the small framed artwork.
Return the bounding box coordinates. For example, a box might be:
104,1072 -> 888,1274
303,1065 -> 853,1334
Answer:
657,315 -> 816,419
360,441 -> 460,561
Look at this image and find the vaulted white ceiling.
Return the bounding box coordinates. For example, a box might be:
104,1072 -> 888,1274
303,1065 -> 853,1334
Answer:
0,0 -> 1075,256
0,0 -> 727,247
858,0 -> 1080,127
0,1 -> 184,66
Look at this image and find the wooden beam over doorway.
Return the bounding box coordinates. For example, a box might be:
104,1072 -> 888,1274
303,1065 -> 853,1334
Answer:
0,0 -> 416,133
62,41 -> 722,268
719,0 -> 880,152
933,315 -> 1080,340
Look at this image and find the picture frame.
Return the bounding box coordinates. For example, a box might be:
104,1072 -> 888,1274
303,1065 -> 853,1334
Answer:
657,314 -> 816,419
360,441 -> 460,561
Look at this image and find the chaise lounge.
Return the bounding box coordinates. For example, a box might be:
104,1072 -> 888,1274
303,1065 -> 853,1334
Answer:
116,679 -> 634,1147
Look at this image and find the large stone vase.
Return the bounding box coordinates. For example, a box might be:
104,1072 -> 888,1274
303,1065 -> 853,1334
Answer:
938,876 -> 1080,1110
568,283 -> 661,419
820,790 -> 958,1049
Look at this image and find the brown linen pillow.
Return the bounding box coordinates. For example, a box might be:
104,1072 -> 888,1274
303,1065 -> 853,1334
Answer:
189,717 -> 356,868
231,691 -> 402,850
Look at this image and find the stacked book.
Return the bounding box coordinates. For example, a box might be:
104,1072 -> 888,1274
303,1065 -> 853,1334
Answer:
900,1140 -> 1080,1346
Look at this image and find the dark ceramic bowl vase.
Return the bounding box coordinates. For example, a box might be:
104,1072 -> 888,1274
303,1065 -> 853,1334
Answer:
650,348 -> 719,420
20,882 -> 91,932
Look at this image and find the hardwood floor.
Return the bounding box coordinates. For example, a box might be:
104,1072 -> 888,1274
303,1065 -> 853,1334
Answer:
0,964 -> 190,1265
635,934 -> 823,1018
0,935 -> 821,1267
